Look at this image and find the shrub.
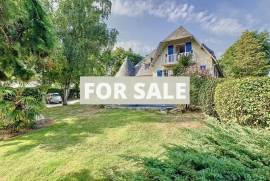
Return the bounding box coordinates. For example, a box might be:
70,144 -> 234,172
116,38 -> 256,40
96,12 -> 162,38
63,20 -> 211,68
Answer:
106,119 -> 270,180
190,75 -> 207,108
215,77 -> 270,127
0,88 -> 43,131
22,88 -> 42,101
199,78 -> 222,117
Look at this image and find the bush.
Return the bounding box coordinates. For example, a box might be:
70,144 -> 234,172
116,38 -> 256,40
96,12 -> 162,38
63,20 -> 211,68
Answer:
22,88 -> 42,101
0,88 -> 43,131
106,119 -> 270,180
215,77 -> 270,127
199,78 -> 222,117
190,75 -> 207,108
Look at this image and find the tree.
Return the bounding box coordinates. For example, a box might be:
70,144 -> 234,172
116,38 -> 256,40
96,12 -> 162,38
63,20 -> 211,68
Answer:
0,0 -> 54,82
107,47 -> 143,76
52,0 -> 118,105
220,31 -> 270,77
0,0 -> 53,131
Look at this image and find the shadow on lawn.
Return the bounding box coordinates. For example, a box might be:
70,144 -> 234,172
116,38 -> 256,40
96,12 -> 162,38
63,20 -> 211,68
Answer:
3,106 -> 201,156
57,169 -> 95,181
105,121 -> 270,181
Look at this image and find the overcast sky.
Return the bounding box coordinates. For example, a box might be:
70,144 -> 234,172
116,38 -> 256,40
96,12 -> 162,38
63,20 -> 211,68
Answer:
108,0 -> 270,58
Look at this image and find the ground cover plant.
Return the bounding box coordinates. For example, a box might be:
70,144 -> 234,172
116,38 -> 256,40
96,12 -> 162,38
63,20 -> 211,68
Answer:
107,118 -> 270,181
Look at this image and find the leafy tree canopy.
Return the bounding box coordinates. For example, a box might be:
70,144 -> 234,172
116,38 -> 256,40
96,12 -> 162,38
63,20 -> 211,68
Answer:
50,0 -> 118,104
220,31 -> 270,77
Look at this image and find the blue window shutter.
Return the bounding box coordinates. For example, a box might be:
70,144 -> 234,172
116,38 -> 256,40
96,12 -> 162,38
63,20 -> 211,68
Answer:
168,45 -> 174,55
185,42 -> 192,52
157,70 -> 163,77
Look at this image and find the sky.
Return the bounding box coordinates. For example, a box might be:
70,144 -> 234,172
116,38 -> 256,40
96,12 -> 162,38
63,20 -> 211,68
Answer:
107,0 -> 270,58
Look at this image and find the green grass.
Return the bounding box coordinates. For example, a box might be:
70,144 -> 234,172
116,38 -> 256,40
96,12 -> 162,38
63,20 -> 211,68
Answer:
0,105 -> 203,181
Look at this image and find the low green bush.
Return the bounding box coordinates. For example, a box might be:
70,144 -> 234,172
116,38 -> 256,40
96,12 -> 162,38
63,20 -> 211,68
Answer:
106,119 -> 270,180
215,77 -> 270,127
0,88 -> 43,131
199,78 -> 222,117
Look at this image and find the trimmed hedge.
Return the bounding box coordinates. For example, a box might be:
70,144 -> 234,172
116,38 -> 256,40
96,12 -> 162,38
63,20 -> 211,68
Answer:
190,76 -> 207,107
199,79 -> 222,117
215,77 -> 270,127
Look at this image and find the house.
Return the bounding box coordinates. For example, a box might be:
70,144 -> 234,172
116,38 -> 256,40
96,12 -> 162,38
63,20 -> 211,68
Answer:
116,26 -> 222,78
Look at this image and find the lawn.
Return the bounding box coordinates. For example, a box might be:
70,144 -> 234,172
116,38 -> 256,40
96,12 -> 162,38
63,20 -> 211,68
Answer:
0,105 -> 204,181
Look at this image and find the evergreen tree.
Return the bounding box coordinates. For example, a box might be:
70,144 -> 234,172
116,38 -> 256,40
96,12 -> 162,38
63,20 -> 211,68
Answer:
0,0 -> 54,82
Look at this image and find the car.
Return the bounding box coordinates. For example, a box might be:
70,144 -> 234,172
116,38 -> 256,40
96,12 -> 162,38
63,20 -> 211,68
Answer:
46,93 -> 62,104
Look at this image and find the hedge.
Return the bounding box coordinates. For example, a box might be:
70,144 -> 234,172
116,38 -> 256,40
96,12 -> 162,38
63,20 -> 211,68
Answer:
190,76 -> 207,107
199,79 -> 222,117
215,77 -> 270,127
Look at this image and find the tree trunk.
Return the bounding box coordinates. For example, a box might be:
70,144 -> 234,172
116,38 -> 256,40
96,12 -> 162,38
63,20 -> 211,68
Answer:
63,82 -> 70,106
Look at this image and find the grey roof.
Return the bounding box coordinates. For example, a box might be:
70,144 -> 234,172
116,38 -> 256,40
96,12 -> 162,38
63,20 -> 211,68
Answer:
115,57 -> 135,77
136,64 -> 153,76
202,43 -> 216,59
161,26 -> 192,42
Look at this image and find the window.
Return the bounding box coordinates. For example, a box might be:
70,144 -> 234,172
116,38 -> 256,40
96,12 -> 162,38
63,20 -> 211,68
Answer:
157,70 -> 163,77
163,70 -> 173,77
200,65 -> 206,71
164,70 -> 169,77
176,44 -> 185,54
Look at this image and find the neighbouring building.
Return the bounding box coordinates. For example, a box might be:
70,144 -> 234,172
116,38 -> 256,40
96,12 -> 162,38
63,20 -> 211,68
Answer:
116,26 -> 223,78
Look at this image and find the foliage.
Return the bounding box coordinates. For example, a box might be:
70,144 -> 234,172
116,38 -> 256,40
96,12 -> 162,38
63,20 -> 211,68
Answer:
108,119 -> 270,181
190,75 -> 207,108
22,87 -> 42,101
173,55 -> 193,76
215,77 -> 270,127
103,47 -> 143,76
0,88 -> 43,131
199,78 -> 223,117
220,31 -> 270,77
0,0 -> 54,81
51,0 -> 118,104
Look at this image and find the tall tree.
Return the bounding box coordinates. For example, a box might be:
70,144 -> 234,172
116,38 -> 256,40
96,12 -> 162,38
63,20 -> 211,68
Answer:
0,0 -> 54,82
220,31 -> 270,77
53,0 -> 118,105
